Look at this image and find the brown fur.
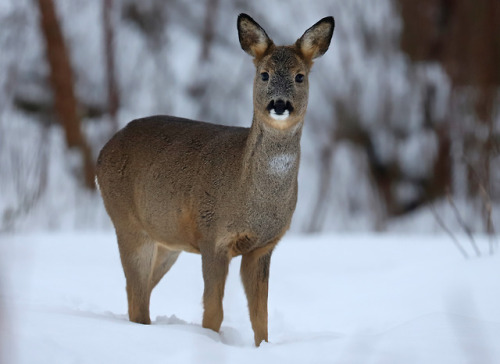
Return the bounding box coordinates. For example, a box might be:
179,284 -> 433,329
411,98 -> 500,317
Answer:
96,13 -> 334,346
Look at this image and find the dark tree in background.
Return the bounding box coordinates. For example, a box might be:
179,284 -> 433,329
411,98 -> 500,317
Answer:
103,0 -> 120,133
37,0 -> 95,189
398,0 -> 500,232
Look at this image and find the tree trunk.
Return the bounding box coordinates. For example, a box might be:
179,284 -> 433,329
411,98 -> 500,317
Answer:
103,0 -> 119,132
200,0 -> 220,62
37,0 -> 95,189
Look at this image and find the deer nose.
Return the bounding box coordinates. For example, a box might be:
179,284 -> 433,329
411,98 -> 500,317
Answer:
267,99 -> 294,115
274,99 -> 287,115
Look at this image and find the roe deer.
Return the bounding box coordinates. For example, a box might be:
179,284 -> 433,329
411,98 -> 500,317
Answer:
96,13 -> 334,346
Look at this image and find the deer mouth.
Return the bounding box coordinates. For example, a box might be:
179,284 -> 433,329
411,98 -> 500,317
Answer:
267,100 -> 294,120
270,109 -> 290,120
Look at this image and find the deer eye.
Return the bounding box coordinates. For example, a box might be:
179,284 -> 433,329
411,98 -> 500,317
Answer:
295,74 -> 304,83
261,72 -> 269,81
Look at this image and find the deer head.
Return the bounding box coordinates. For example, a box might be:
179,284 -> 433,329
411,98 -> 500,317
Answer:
238,14 -> 335,131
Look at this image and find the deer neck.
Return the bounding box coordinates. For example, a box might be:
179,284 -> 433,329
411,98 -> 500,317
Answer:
242,115 -> 303,188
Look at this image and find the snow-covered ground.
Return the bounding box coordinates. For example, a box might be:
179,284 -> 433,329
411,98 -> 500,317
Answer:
0,232 -> 499,363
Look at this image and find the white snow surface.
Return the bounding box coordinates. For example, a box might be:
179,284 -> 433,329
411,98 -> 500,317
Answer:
1,232 -> 499,364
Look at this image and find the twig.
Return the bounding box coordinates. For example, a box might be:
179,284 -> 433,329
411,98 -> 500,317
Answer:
446,189 -> 481,257
462,155 -> 498,255
430,202 -> 469,259
478,184 -> 498,255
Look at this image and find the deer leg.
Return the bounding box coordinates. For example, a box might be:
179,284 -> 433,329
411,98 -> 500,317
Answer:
117,230 -> 156,325
240,243 -> 276,346
150,245 -> 180,290
201,246 -> 230,333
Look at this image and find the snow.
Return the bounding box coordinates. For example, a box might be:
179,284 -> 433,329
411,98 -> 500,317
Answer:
1,232 -> 499,363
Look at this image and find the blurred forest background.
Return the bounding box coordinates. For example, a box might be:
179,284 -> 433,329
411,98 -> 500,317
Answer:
0,0 -> 498,236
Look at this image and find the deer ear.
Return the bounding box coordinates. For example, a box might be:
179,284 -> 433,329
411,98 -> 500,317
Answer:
296,16 -> 335,62
238,14 -> 273,60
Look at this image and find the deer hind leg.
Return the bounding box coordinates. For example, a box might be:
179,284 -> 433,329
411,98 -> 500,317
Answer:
150,245 -> 180,290
201,245 -> 231,333
116,229 -> 157,325
240,242 -> 277,346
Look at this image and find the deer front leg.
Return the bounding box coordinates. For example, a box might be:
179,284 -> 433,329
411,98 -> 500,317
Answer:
240,243 -> 276,346
201,246 -> 230,333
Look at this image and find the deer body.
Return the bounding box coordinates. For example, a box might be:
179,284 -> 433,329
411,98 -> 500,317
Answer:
96,14 -> 334,346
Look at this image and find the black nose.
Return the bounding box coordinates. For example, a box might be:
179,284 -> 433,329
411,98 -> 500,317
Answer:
267,99 -> 294,115
274,99 -> 287,115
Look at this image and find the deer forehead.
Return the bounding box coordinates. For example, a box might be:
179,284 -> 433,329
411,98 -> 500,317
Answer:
259,47 -> 306,73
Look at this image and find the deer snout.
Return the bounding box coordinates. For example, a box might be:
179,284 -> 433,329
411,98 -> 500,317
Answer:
267,99 -> 294,120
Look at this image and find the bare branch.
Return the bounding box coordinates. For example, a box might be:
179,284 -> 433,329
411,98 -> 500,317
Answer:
446,189 -> 481,257
430,202 -> 469,259
462,155 -> 498,254
478,183 -> 498,254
